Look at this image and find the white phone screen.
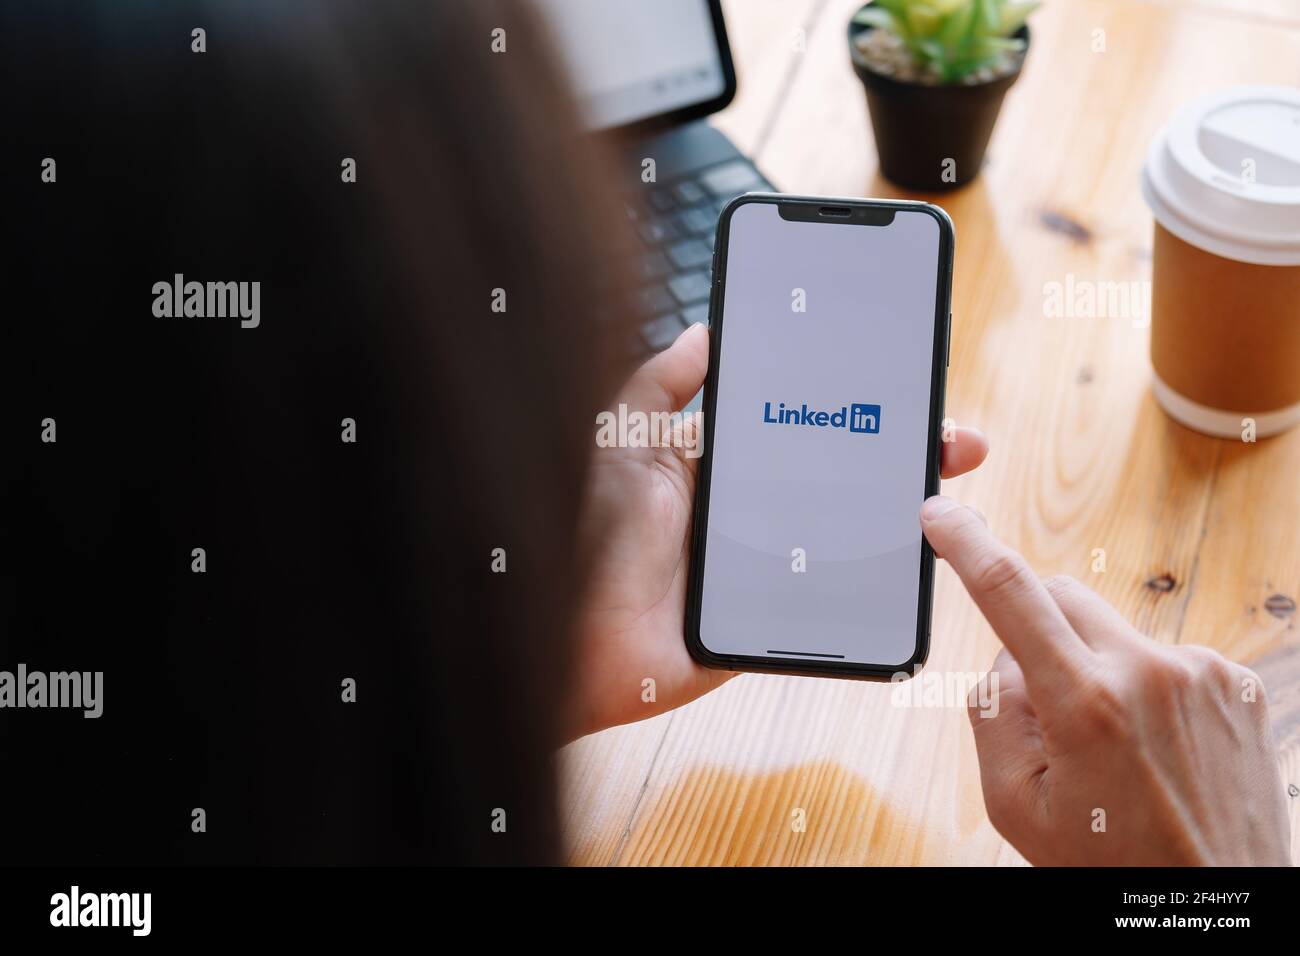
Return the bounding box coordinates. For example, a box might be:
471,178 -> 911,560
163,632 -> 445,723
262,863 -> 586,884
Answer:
698,200 -> 945,668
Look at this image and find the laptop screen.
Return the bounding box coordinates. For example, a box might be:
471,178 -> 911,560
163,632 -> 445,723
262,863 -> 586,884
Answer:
537,0 -> 729,130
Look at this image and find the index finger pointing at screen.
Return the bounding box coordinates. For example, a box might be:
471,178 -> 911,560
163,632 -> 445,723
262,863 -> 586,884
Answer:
920,495 -> 1092,706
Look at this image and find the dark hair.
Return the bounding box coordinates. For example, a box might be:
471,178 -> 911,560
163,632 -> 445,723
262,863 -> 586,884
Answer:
1,0 -> 631,863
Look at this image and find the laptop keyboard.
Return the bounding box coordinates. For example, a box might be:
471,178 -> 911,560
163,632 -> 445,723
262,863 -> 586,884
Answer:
621,158 -> 773,354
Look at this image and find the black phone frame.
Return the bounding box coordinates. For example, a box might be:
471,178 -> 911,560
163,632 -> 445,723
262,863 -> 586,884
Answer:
683,192 -> 955,681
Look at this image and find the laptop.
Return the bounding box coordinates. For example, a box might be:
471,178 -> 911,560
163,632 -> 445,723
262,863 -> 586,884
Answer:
538,0 -> 776,356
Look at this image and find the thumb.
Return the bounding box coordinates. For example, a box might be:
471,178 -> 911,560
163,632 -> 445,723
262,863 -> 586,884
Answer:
616,323 -> 708,414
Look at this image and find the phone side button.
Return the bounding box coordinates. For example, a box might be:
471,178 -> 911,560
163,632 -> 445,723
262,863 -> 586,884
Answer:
946,313 -> 952,367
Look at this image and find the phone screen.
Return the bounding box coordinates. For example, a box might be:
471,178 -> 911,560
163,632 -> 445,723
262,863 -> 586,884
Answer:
694,198 -> 949,672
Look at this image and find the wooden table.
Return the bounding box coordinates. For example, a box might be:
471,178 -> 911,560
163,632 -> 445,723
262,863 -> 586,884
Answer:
562,0 -> 1300,865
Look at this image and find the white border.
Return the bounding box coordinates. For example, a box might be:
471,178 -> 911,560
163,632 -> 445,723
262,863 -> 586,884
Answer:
1152,373 -> 1300,438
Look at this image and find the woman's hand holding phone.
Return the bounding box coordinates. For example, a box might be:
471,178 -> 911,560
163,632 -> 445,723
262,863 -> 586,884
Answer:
921,497 -> 1292,865
568,325 -> 988,741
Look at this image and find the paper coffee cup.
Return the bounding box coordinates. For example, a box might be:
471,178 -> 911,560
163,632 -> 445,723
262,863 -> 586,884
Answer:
1141,85 -> 1300,438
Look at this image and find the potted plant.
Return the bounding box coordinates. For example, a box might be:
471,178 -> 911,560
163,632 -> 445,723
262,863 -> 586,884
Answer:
849,0 -> 1038,190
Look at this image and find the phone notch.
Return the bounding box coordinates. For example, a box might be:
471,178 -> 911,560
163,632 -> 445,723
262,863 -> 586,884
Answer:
777,201 -> 896,226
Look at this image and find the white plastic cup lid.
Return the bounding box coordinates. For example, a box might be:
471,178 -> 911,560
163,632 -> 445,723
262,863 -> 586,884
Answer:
1141,85 -> 1300,266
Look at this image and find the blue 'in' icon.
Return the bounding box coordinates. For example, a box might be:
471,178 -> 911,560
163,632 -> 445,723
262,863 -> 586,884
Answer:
849,403 -> 881,434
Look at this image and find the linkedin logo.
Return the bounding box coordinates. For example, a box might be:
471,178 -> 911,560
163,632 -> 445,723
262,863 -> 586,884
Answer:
761,401 -> 881,434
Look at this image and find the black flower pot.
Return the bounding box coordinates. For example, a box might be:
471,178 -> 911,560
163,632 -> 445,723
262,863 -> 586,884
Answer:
848,4 -> 1029,191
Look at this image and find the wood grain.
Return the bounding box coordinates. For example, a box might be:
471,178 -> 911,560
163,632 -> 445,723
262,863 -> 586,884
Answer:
1149,0 -> 1300,29
562,0 -> 1300,866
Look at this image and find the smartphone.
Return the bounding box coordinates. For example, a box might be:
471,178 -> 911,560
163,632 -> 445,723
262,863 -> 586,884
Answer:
685,193 -> 954,680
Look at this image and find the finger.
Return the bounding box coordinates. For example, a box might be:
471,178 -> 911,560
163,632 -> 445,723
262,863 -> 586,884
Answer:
967,646 -> 1028,726
616,323 -> 708,414
921,496 -> 1091,703
939,426 -> 989,479
968,647 -> 1049,842
968,647 -> 1040,751
668,411 -> 705,466
1041,575 -> 1140,650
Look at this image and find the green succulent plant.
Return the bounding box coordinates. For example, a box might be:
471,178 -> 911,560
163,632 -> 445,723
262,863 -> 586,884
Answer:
854,0 -> 1039,83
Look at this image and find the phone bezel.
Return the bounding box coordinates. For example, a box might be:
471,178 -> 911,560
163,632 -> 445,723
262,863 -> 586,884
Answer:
683,192 -> 955,681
